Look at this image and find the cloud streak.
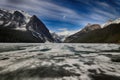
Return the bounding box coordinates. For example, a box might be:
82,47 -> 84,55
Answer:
57,28 -> 81,36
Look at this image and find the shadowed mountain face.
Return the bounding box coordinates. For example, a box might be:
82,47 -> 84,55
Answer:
0,27 -> 43,43
64,24 -> 101,43
26,15 -> 54,42
0,9 -> 54,43
64,23 -> 120,43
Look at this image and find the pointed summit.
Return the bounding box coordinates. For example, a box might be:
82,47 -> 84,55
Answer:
26,15 -> 54,42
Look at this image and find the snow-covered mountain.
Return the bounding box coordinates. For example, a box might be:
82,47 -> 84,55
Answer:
0,8 -> 30,28
51,32 -> 62,43
0,8 -> 54,43
102,18 -> 120,28
51,32 -> 68,42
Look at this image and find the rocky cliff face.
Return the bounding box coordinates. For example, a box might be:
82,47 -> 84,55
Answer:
0,8 -> 54,43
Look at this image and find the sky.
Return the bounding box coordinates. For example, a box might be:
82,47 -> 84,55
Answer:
0,0 -> 120,35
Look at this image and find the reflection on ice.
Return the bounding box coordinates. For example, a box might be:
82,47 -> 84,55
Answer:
0,43 -> 119,80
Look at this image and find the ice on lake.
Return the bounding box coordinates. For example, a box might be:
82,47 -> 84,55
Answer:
0,43 -> 120,80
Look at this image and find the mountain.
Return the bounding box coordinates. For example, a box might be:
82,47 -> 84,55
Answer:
64,23 -> 101,42
0,8 -> 54,43
51,32 -> 62,43
65,19 -> 120,43
51,32 -> 68,42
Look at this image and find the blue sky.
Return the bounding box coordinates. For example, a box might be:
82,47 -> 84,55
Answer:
0,0 -> 120,35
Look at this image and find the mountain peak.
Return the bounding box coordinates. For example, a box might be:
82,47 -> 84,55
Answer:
30,15 -> 45,26
32,15 -> 37,18
26,15 -> 54,42
86,23 -> 91,26
13,11 -> 25,18
81,24 -> 101,33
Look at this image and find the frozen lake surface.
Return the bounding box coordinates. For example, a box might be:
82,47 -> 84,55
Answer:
0,43 -> 120,80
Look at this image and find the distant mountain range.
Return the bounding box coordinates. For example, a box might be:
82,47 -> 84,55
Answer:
65,19 -> 120,43
0,8 -> 55,43
0,8 -> 120,43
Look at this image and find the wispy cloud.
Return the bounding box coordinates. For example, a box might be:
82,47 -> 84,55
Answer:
57,28 -> 81,36
0,0 -> 83,25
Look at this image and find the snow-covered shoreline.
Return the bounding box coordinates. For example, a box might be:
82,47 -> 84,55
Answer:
0,43 -> 120,80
